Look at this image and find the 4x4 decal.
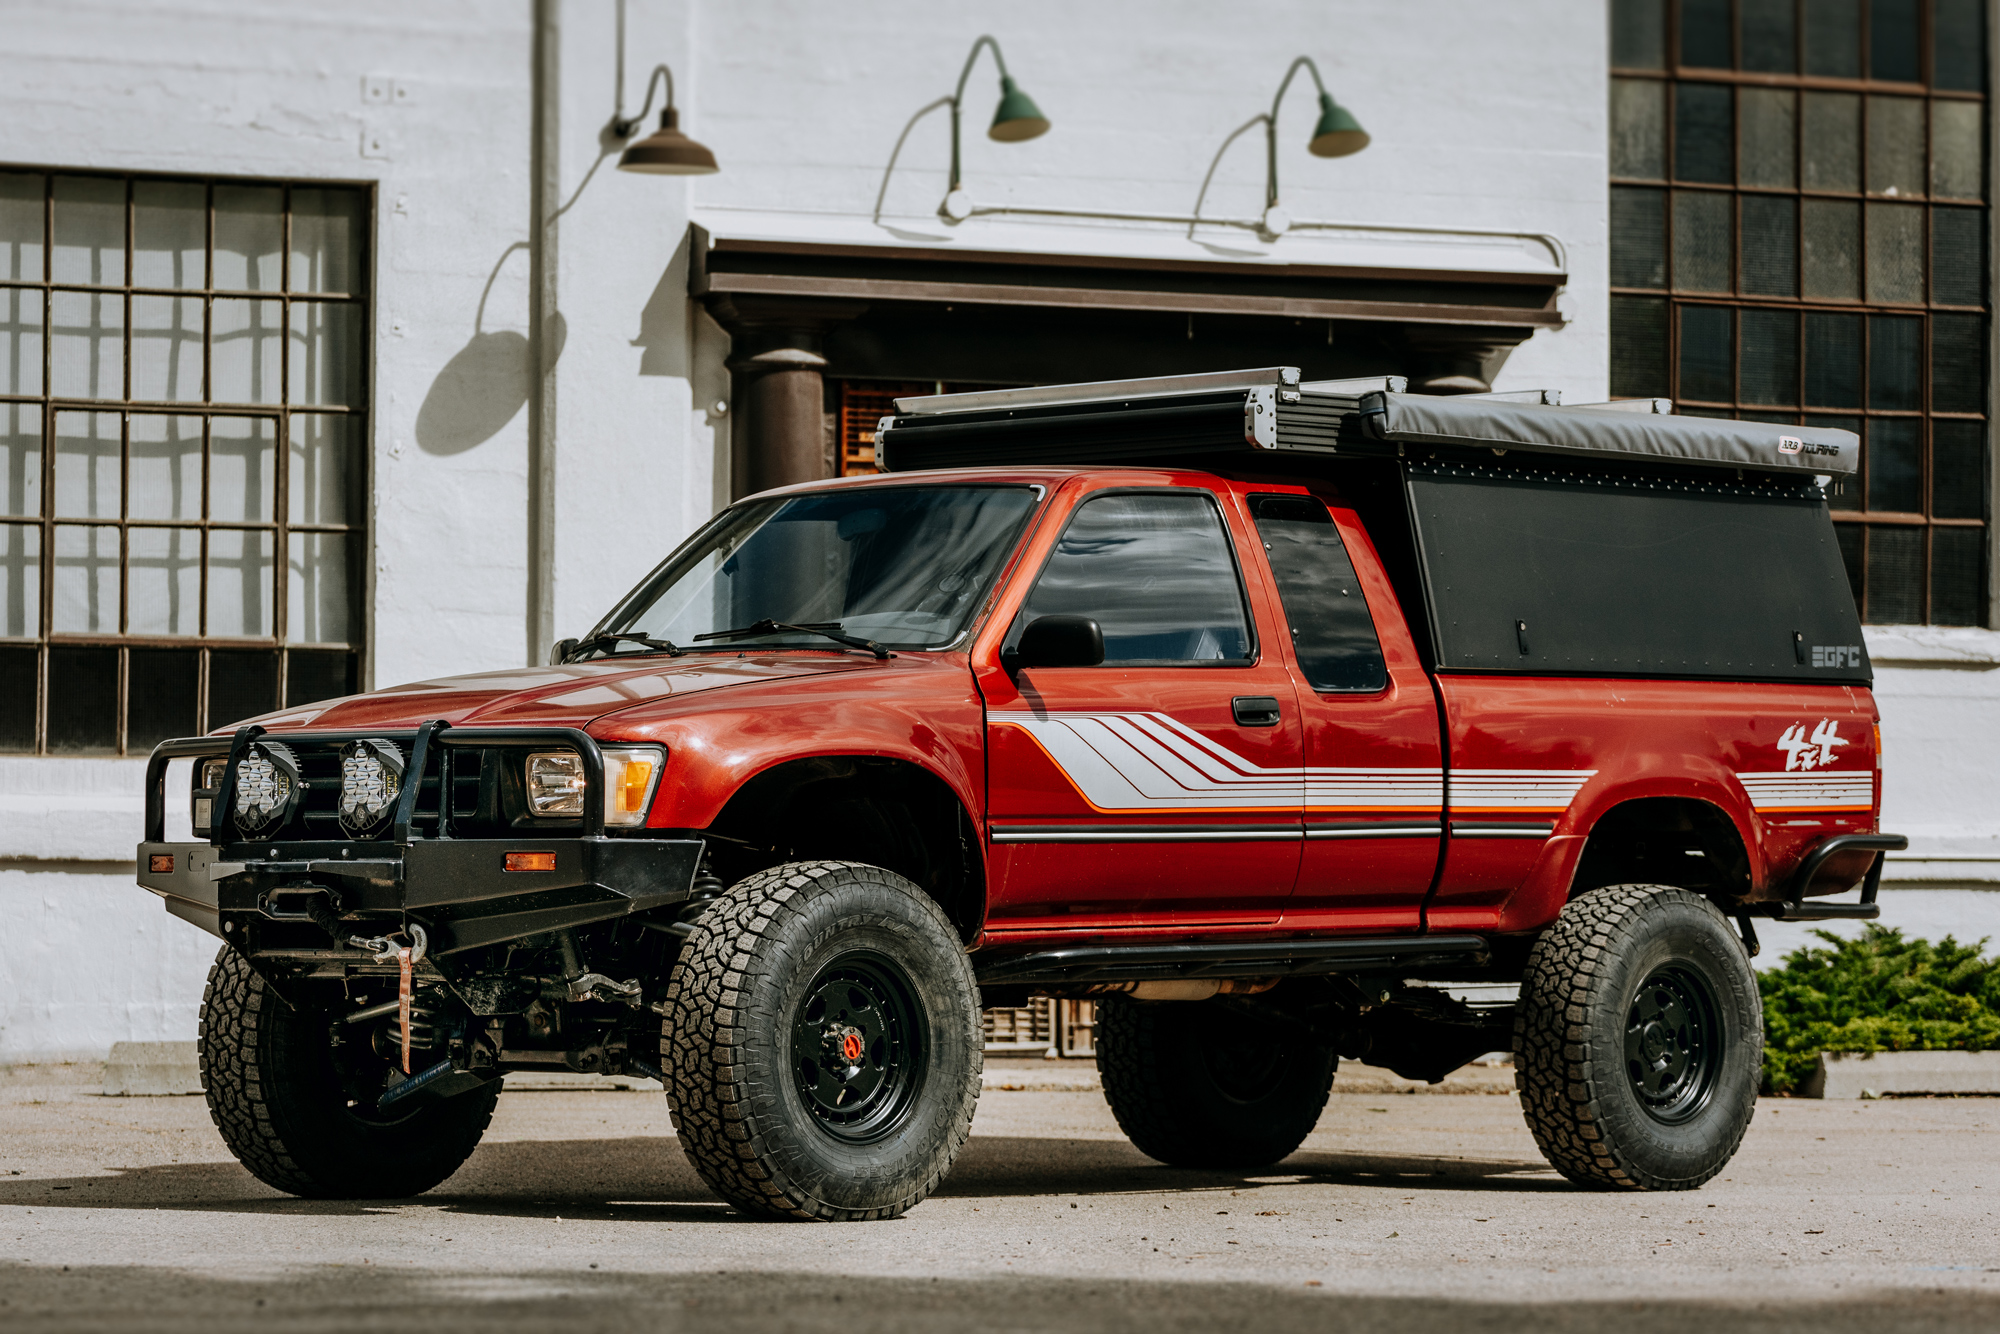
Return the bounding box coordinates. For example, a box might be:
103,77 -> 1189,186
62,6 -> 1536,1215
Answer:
992,710 -> 1594,817
1777,719 -> 1848,771
1732,718 -> 1872,814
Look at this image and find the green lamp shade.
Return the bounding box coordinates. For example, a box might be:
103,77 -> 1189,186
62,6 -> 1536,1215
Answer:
1308,93 -> 1369,158
988,76 -> 1050,143
617,107 -> 721,175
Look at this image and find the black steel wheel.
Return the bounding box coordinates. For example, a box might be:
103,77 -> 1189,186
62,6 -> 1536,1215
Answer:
1624,963 -> 1723,1124
1515,884 -> 1761,1191
789,951 -> 927,1144
1096,996 -> 1336,1169
662,861 -> 981,1221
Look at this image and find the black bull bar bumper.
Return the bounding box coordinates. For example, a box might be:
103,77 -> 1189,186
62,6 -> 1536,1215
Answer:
138,836 -> 703,955
136,729 -> 702,957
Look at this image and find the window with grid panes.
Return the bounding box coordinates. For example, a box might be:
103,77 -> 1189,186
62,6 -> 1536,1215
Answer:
1609,0 -> 1990,625
0,171 -> 368,754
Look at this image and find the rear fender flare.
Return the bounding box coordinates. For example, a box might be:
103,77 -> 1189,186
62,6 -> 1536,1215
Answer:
1498,782 -> 1760,932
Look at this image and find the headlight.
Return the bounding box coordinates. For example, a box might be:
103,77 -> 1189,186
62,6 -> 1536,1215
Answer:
192,758 -> 228,836
526,747 -> 664,827
337,738 -> 406,840
526,751 -> 586,816
230,742 -> 300,840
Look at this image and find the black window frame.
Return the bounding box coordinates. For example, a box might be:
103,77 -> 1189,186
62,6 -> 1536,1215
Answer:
1608,0 -> 1990,626
0,166 -> 371,754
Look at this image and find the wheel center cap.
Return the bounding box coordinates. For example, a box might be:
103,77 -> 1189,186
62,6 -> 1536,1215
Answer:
1641,1020 -> 1670,1062
824,1025 -> 865,1064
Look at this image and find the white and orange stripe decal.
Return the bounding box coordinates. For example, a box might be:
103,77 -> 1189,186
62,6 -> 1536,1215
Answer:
993,710 -> 1308,813
1734,771 -> 1875,812
1449,769 -> 1598,815
991,710 -> 1594,818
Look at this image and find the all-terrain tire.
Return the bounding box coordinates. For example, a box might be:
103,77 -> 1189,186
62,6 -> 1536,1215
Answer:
198,945 -> 499,1199
1514,884 -> 1762,1191
1096,996 -> 1337,1169
661,860 -> 981,1221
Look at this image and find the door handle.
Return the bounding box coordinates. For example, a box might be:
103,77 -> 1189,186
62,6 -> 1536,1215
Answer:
1232,696 -> 1282,727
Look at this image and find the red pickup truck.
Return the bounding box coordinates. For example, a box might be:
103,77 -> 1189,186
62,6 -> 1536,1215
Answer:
137,368 -> 1900,1221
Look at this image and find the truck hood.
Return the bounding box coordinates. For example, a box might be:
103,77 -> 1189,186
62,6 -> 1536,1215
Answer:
229,654 -> 878,734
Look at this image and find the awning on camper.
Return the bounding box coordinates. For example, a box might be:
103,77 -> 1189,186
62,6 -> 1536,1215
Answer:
1359,391 -> 1858,477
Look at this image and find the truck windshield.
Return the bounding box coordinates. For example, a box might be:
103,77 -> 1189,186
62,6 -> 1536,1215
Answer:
600,485 -> 1043,653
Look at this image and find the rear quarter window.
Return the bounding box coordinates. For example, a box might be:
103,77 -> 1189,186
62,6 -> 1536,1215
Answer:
1250,494 -> 1388,692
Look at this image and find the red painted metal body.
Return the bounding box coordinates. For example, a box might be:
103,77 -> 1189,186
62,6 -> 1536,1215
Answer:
250,465 -> 1884,947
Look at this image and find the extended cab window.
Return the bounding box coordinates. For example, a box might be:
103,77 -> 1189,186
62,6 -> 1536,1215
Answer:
1250,495 -> 1387,692
1014,491 -> 1252,664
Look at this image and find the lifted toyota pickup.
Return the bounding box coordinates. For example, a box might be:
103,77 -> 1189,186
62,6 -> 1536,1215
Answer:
137,367 -> 1902,1219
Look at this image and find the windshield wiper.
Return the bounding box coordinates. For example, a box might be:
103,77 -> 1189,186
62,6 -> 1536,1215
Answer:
691,619 -> 891,660
564,631 -> 685,662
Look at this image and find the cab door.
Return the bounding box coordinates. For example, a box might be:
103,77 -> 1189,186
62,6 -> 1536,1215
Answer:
978,484 -> 1304,931
1246,492 -> 1444,935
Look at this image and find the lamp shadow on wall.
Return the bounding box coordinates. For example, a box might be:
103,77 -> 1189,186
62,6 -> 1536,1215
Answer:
415,242 -> 568,456
869,95 -> 956,243
1185,115 -> 1273,259
415,143 -> 624,456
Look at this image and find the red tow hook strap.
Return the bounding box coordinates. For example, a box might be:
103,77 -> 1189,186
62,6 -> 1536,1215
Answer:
398,945 -> 414,1075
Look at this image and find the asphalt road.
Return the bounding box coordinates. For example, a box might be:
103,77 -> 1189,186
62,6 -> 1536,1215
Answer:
1,1058 -> 1996,1333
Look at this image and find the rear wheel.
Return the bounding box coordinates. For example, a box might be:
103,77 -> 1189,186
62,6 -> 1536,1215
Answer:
1096,996 -> 1336,1168
198,946 -> 498,1199
1514,884 -> 1762,1190
661,861 -> 981,1220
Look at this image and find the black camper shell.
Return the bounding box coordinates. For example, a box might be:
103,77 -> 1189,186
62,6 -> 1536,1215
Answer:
874,367 -> 1869,686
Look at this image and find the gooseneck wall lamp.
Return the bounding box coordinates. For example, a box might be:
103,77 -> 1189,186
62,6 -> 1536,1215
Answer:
1258,55 -> 1368,237
938,35 -> 1050,221
614,63 -> 720,175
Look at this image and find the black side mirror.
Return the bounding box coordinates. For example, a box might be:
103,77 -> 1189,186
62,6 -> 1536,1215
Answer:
550,638 -> 579,665
1013,615 -> 1104,670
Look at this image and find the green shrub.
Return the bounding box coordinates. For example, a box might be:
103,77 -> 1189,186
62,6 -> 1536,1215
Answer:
1757,925 -> 2000,1095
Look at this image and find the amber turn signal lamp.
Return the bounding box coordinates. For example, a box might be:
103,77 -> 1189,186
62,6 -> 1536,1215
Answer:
618,760 -> 657,816
505,852 -> 559,873
149,854 -> 176,873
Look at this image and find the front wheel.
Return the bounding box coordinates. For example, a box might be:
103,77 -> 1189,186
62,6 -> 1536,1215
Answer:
661,861 -> 981,1221
1514,884 -> 1762,1190
198,946 -> 498,1199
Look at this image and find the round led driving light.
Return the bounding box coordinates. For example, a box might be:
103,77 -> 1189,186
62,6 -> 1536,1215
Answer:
231,741 -> 300,841
337,738 -> 406,841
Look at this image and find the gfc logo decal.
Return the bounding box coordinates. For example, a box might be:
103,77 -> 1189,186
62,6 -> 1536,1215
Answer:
1810,644 -> 1863,668
1777,719 -> 1847,771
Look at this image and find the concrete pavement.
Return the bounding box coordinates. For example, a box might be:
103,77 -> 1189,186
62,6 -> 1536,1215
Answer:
1,1058 -> 1996,1332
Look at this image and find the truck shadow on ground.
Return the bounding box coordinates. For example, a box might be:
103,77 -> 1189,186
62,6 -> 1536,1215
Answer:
1,1261 -> 1996,1334
0,1135 -> 1564,1220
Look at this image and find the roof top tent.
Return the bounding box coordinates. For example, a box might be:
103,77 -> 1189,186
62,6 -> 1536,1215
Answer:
874,367 -> 1870,686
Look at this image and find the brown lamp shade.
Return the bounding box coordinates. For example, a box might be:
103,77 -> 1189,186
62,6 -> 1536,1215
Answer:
617,108 -> 720,175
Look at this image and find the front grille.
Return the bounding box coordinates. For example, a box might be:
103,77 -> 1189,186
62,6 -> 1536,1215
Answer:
196,732 -> 587,843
